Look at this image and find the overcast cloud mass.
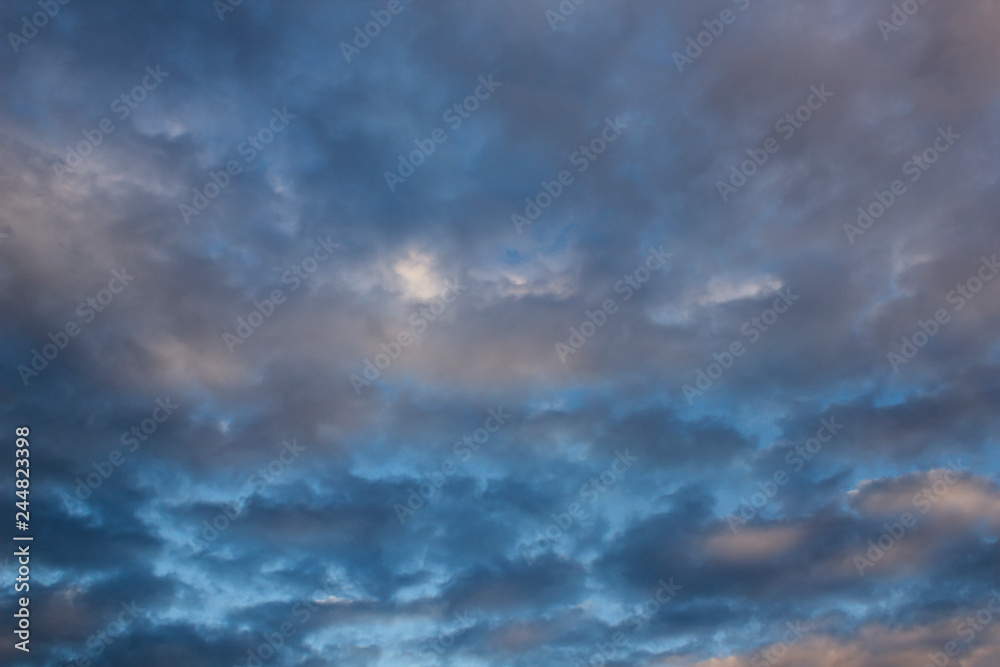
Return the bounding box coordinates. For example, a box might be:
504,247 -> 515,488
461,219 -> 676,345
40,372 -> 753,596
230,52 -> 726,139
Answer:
2,0 -> 1000,665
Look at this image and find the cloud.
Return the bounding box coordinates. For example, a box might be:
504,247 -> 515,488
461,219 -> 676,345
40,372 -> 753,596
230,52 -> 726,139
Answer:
1,0 -> 999,664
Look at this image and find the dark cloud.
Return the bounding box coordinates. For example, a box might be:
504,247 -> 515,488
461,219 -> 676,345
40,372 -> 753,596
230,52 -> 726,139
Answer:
2,0 -> 999,664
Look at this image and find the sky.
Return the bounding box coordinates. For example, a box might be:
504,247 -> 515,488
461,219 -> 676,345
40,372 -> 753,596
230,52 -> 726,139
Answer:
2,0 -> 1000,665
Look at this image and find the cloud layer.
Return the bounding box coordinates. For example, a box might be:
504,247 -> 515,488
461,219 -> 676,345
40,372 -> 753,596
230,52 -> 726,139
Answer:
2,0 -> 999,665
